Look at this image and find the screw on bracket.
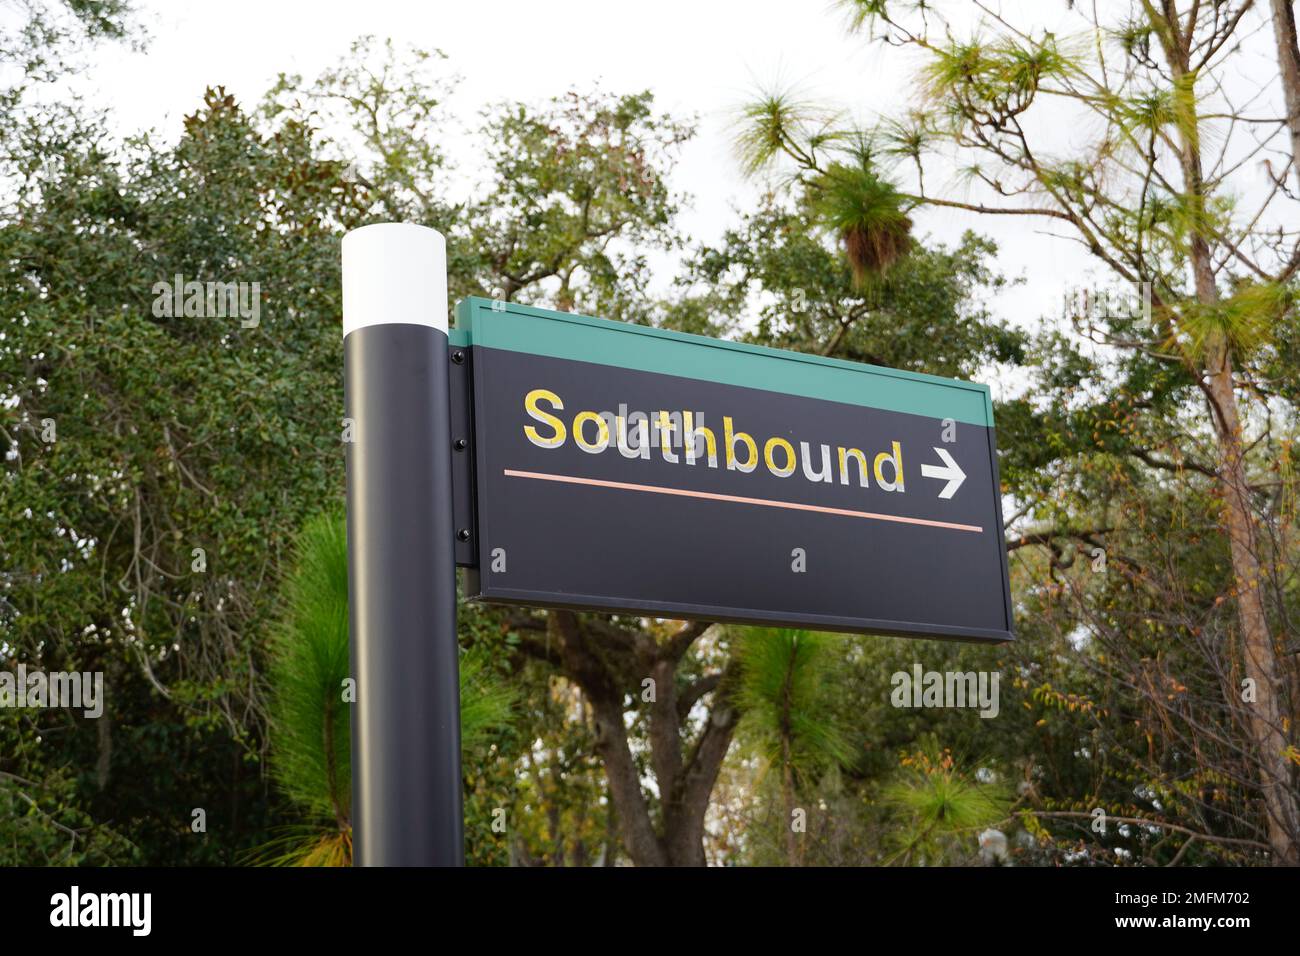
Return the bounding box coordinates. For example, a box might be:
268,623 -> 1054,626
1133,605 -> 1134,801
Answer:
456,529 -> 471,542
454,438 -> 468,451
451,350 -> 465,364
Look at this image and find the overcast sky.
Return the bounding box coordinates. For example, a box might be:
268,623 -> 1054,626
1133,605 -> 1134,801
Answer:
68,0 -> 1283,400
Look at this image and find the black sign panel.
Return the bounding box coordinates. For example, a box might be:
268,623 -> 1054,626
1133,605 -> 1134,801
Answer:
458,299 -> 1013,642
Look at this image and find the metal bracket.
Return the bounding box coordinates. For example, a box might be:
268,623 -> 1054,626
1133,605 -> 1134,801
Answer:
449,342 -> 478,568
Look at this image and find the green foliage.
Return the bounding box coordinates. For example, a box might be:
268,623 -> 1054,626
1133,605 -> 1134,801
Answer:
810,160 -> 913,284
262,35 -> 456,224
3,3 -> 336,866
881,741 -> 1011,865
803,0 -> 1300,863
0,751 -> 138,866
458,648 -> 518,755
684,194 -> 1024,380
0,0 -> 136,93
1174,282 -> 1289,362
733,90 -> 837,178
268,510 -> 351,825
464,88 -> 693,319
735,628 -> 855,788
919,32 -> 1078,118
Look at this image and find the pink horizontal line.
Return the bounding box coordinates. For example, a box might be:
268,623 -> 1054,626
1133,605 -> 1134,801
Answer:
502,469 -> 984,533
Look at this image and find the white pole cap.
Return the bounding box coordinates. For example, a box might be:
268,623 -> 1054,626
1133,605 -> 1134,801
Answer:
342,222 -> 448,338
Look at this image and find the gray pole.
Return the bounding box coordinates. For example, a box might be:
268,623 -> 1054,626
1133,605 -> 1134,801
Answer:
342,223 -> 464,866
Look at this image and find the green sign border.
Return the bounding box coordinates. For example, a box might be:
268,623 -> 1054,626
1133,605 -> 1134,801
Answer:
452,297 -> 995,428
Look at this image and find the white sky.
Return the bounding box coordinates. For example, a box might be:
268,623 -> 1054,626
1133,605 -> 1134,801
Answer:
66,0 -> 1290,403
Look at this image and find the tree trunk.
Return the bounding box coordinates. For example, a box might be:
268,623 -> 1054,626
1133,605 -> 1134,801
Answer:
779,643 -> 799,866
782,739 -> 798,866
588,681 -> 668,866
664,693 -> 737,865
1165,42 -> 1299,863
546,610 -> 736,866
1203,340 -> 1298,863
1269,0 -> 1300,189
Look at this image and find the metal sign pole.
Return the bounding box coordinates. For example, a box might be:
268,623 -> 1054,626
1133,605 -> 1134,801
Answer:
342,223 -> 464,866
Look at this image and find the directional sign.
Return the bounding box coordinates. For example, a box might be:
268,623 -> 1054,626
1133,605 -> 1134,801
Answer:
455,297 -> 1013,642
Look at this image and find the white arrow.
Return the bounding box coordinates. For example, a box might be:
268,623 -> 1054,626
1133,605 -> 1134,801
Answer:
920,447 -> 967,499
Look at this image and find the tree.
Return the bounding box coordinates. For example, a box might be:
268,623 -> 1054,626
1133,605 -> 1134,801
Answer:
679,193 -> 1025,378
734,628 -> 855,865
265,41 -> 694,322
738,0 -> 1298,862
1268,0 -> 1300,190
881,740 -> 1010,866
462,89 -> 692,316
1,83 -> 366,861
